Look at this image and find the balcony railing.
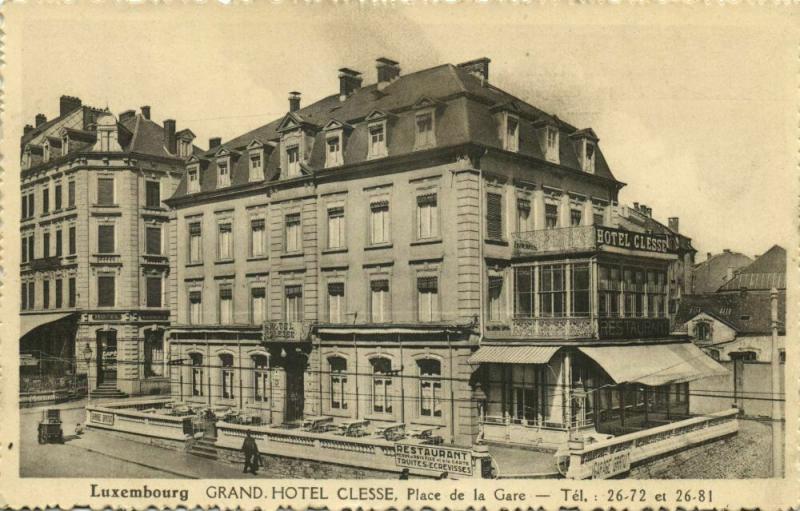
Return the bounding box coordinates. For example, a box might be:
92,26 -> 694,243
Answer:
513,225 -> 597,256
487,316 -> 596,339
29,256 -> 64,271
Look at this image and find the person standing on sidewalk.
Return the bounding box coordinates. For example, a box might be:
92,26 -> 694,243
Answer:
241,431 -> 260,475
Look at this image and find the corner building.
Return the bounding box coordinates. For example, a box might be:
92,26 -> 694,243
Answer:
166,58 -> 721,449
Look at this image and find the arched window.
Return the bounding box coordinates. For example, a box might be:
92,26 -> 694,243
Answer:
418,358 -> 442,417
252,354 -> 269,403
695,322 -> 711,341
371,357 -> 393,414
190,353 -> 204,397
707,349 -> 721,361
328,357 -> 348,410
144,329 -> 164,377
220,354 -> 235,399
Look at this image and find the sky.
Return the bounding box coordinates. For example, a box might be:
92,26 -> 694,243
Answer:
12,4 -> 798,262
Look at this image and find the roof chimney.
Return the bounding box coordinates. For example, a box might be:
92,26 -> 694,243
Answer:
726,266 -> 734,282
668,217 -> 679,233
723,248 -> 731,253
24,124 -> 34,136
707,252 -> 712,261
119,110 -> 136,123
209,137 -> 221,150
163,119 -> 177,154
59,95 -> 82,116
457,57 -> 491,82
35,114 -> 47,127
338,68 -> 363,101
376,57 -> 400,91
633,202 -> 639,211
141,106 -> 151,120
289,91 -> 301,113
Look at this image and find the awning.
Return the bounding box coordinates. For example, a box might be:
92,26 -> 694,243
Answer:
579,342 -> 729,387
20,313 -> 75,338
468,345 -> 559,365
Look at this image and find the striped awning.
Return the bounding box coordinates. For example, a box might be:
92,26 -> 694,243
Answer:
468,345 -> 559,365
20,313 -> 75,338
579,342 -> 729,387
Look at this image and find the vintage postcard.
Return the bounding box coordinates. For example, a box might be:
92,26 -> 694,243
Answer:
0,3 -> 797,509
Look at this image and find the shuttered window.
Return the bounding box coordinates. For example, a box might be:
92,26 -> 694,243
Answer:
55,229 -> 63,257
98,225 -> 115,253
68,278 -> 76,307
69,226 -> 76,255
97,178 -> 114,206
417,276 -> 439,322
486,193 -> 503,239
55,184 -> 62,210
145,181 -> 161,208
97,275 -> 115,307
55,279 -> 63,309
43,280 -> 50,309
146,276 -> 162,308
146,226 -> 162,255
68,181 -> 76,207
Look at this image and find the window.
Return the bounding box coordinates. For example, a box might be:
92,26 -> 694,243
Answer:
623,269 -> 635,317
570,209 -> 582,226
253,355 -> 269,402
249,154 -> 263,181
97,178 -> 114,206
28,282 -> 36,309
28,194 -> 35,218
43,232 -> 51,258
327,282 -> 345,323
285,285 -> 303,321
370,279 -> 390,322
189,222 -> 202,263
488,276 -> 505,322
369,200 -> 390,244
250,286 -> 266,324
21,281 -> 28,310
55,279 -> 63,308
415,112 -> 435,148
217,222 -> 233,260
634,270 -> 645,317
219,286 -> 233,325
418,359 -> 442,417
368,123 -> 387,158
217,161 -> 230,187
572,264 -> 590,317
416,194 -> 439,239
779,349 -> 786,364
486,193 -> 503,239
220,354 -> 235,399
191,353 -> 204,396
21,235 -> 28,263
539,264 -> 565,317
42,188 -> 50,214
97,274 -> 115,307
285,213 -> 302,252
98,224 -> 115,253
28,235 -> 35,262
188,168 -> 200,193
43,280 -> 50,309
417,276 -> 439,322
68,181 -> 76,207
54,184 -> 62,210
505,116 -> 519,152
326,136 -> 342,168
695,322 -> 711,341
286,145 -> 300,178
146,276 -> 162,308
584,142 -> 596,173
517,198 -> 532,233
68,278 -> 76,308
67,225 -> 78,255
545,126 -> 559,161
371,358 -> 393,414
329,357 -> 348,410
327,207 -> 345,249
598,265 -> 621,317
144,330 -> 164,377
594,213 -> 604,226
648,271 -> 667,318
43,143 -> 51,162
178,138 -> 192,158
22,193 -> 28,219
189,290 -> 202,324
146,226 -> 162,255
145,181 -> 161,208
250,218 -> 266,257
55,229 -> 62,257
99,129 -> 112,151
545,203 -> 559,229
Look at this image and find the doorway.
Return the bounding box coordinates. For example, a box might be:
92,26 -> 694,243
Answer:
284,354 -> 306,423
95,329 -> 118,386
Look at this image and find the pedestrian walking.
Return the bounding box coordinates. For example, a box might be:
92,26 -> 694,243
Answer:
241,430 -> 260,475
399,468 -> 410,480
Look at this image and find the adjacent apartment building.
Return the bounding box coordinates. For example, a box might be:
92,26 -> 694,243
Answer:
20,96 -> 198,398
163,57 -> 723,450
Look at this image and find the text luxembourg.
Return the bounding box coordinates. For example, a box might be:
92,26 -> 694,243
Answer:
206,485 -> 397,501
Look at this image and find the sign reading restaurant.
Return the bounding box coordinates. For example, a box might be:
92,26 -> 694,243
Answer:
394,443 -> 473,476
596,226 -> 676,254
598,318 -> 671,339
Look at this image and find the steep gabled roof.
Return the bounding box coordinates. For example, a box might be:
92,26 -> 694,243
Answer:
718,245 -> 786,292
674,292 -> 786,336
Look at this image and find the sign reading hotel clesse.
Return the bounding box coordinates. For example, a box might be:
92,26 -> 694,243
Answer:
595,226 -> 677,254
590,449 -> 631,479
598,317 -> 671,339
262,321 -> 313,342
394,443 -> 473,476
89,411 -> 115,426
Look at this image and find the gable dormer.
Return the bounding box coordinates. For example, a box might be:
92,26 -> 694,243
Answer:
186,155 -> 203,194
570,128 -> 599,174
322,119 -> 353,169
533,115 -> 560,164
176,129 -> 196,159
412,96 -> 442,151
490,102 -> 521,153
246,139 -> 274,182
277,112 -> 316,179
93,113 -> 123,152
214,146 -> 238,188
365,109 -> 392,160
60,128 -> 70,156
42,139 -> 52,163
22,145 -> 33,170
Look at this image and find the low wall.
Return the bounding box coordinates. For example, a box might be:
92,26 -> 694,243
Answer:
566,409 -> 739,479
85,397 -> 192,442
690,361 -> 785,418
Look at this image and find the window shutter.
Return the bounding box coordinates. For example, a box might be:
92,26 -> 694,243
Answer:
97,178 -> 114,205
98,225 -> 115,253
417,193 -> 437,206
328,282 -> 345,296
147,277 -> 162,307
285,285 -> 302,298
371,279 -> 389,292
486,193 -> 503,239
417,276 -> 438,292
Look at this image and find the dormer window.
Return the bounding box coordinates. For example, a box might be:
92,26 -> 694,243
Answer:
504,115 -> 519,152
22,147 -> 32,170
217,160 -> 230,187
415,112 -> 435,149
43,142 -> 51,163
326,135 -> 343,168
249,153 -> 263,182
286,145 -> 300,178
187,166 -> 200,193
99,130 -> 112,151
178,139 -> 192,158
368,123 -> 387,159
584,141 -> 596,173
62,134 -> 69,155
545,126 -> 559,162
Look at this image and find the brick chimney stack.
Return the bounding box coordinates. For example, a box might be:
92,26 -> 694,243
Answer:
35,114 -> 47,127
289,92 -> 301,113
24,124 -> 34,136
209,137 -> 222,150
141,106 -> 151,120
163,119 -> 177,154
457,57 -> 491,82
338,68 -> 363,101
668,217 -> 679,233
376,58 -> 400,91
59,95 -> 82,116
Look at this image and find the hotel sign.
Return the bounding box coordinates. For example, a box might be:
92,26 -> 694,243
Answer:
89,411 -> 115,426
394,443 -> 473,476
596,227 -> 676,254
598,318 -> 671,339
590,449 -> 631,479
263,321 -> 313,342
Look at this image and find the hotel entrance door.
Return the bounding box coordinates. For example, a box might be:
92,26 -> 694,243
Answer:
95,330 -> 118,386
285,356 -> 305,423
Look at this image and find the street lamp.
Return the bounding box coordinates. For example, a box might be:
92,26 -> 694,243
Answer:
82,343 -> 93,401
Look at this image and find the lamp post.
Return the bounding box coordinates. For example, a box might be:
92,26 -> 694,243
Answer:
82,342 -> 93,402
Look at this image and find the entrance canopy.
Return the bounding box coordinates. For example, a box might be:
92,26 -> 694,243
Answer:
579,342 -> 728,387
20,313 -> 75,338
468,345 -> 559,365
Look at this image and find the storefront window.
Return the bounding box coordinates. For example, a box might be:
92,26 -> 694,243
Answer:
511,365 -> 541,424
418,358 -> 442,417
371,357 -> 393,414
329,357 -> 348,410
253,355 -> 269,403
598,265 -> 621,317
144,330 -> 164,377
190,353 -> 204,397
220,354 -> 234,400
